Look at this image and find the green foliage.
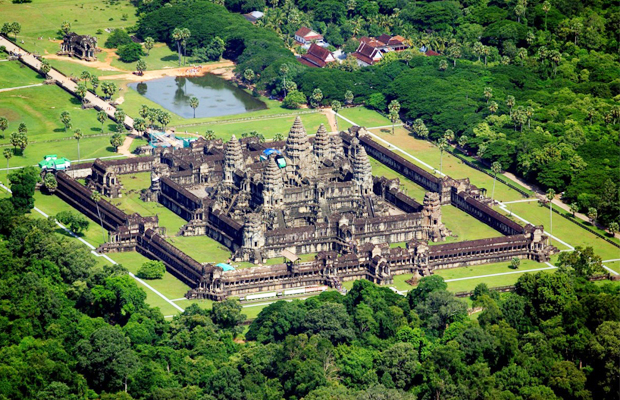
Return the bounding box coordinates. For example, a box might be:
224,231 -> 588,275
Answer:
105,29 -> 133,49
8,166 -> 39,213
282,90 -> 307,109
117,43 -> 144,63
56,210 -> 90,234
136,260 -> 166,279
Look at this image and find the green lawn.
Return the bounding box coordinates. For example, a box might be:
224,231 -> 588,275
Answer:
391,258 -> 553,292
109,43 -> 197,72
504,201 -> 620,260
0,0 -> 138,57
168,112 -> 330,141
107,172 -> 188,235
0,60 -> 45,89
369,157 -> 428,202
369,126 -> 529,203
0,84 -> 117,142
604,261 -> 620,274
439,205 -> 504,244
337,107 -> 391,128
166,235 -> 233,264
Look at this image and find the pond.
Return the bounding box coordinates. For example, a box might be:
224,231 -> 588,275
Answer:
128,74 -> 266,119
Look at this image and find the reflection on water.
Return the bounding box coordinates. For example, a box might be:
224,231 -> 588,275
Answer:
128,74 -> 266,119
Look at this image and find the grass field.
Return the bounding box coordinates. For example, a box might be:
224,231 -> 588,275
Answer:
368,126 -> 530,203
109,43 -> 196,72
0,0 -> 138,56
504,201 -> 619,260
391,258 -> 553,292
108,172 -> 188,235
439,205 -> 503,243
166,235 -> 233,264
0,60 -> 45,89
337,107 -> 391,128
604,261 -> 620,274
369,157 -> 428,202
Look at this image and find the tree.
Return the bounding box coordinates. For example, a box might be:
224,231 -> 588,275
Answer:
331,100 -> 341,131
139,105 -> 150,120
587,207 -> 597,224
16,132 -> 28,154
60,111 -> 72,133
570,203 -> 579,217
172,28 -> 183,65
437,138 -> 448,175
412,119 -> 428,139
110,133 -> 124,152
74,129 -> 83,161
10,132 -> 19,151
18,123 -> 26,134
97,110 -> 108,131
8,166 -> 39,214
526,106 -> 534,128
443,129 -> 454,143
388,100 -> 400,135
458,135 -> 468,149
438,59 -> 448,71
473,41 -> 484,62
491,161 -> 502,202
114,109 -> 126,127
205,36 -> 224,61
608,222 -> 619,237
137,260 -> 166,279
3,148 -> 12,174
101,81 -> 117,99
189,96 -> 199,118
60,20 -> 71,35
517,48 -> 527,66
157,111 -> 171,131
506,95 -> 515,116
546,188 -> 555,233
133,118 -> 147,135
204,130 -> 216,140
489,101 -> 498,114
311,88 -> 323,108
514,3 -> 526,24
344,90 -> 354,105
10,22 -> 21,40
143,37 -> 155,56
0,117 -> 8,136
80,70 -> 91,83
117,43 -> 144,63
105,28 -> 132,49
76,83 -> 88,104
483,87 -> 493,103
557,247 -> 603,278
39,59 -> 51,78
273,133 -> 284,141
136,59 -> 147,76
408,275 -> 447,307
90,75 -> 99,93
243,68 -> 255,84
91,190 -> 106,242
510,257 -> 521,269
279,63 -> 289,97
416,290 -> 467,335
283,91 -> 306,109
446,44 -> 461,67
211,298 -> 246,334
56,210 -> 89,234
542,1 -> 551,30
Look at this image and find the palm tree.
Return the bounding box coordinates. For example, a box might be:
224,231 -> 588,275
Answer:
511,257 -> 521,269
136,59 -> 147,76
570,203 -> 579,217
139,105 -> 150,120
171,28 -> 183,66
144,37 -> 155,56
91,190 -> 106,243
514,3 -> 526,23
204,130 -> 216,140
180,28 -> 191,66
548,50 -> 561,77
80,71 -> 91,84
443,129 -> 455,143
517,48 -> 527,66
39,59 -> 51,78
506,95 -> 516,116
491,161 -> 502,202
546,188 -> 555,233
446,44 -> 461,67
344,90 -> 354,106
273,133 -> 284,141
473,42 -> 484,62
243,69 -> 255,84
525,106 -> 534,128
542,1 -> 551,30
437,137 -> 448,174
75,84 -> 88,105
60,111 -> 72,133
458,135 -> 468,150
3,148 -> 12,180
189,97 -> 199,118
483,87 -> 493,103
587,208 -> 597,225
331,100 -> 342,132
438,59 -> 448,71
0,117 -> 7,136
489,101 -> 498,114
608,222 -> 619,237
482,45 -> 490,66
74,129 -> 83,162
388,100 -> 400,135
90,75 -> 99,94
133,118 -> 147,135
61,20 -> 71,35
97,110 -> 107,131
110,133 -> 124,152
114,109 -> 126,126
158,111 -> 171,131
279,64 -> 289,98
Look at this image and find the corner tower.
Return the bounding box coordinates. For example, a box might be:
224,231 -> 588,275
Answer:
262,156 -> 284,211
285,117 -> 311,168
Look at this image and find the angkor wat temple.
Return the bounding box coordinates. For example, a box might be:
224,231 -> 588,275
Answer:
58,32 -> 98,61
54,118 -> 558,300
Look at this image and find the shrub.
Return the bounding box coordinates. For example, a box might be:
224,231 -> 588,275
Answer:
117,43 -> 144,62
137,261 -> 166,279
104,28 -> 132,49
56,210 -> 90,234
282,90 -> 307,109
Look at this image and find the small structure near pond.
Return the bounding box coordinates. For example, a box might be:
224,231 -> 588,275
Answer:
58,32 -> 98,61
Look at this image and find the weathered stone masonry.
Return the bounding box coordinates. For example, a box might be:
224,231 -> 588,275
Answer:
52,119 -> 558,300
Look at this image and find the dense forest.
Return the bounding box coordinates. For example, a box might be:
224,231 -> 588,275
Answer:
0,172 -> 619,399
134,0 -> 619,229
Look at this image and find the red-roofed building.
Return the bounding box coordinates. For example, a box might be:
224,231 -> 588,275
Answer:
295,27 -> 323,45
299,43 -> 336,68
425,49 -> 441,56
352,41 -> 383,66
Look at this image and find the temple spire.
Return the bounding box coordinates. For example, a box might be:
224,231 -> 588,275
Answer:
285,116 -> 311,167
223,134 -> 243,185
313,124 -> 330,160
352,143 -> 373,195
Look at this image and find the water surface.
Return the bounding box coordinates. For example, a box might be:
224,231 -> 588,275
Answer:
129,74 -> 266,119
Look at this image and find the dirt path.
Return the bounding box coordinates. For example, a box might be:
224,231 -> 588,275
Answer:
322,108 -> 338,132
117,134 -> 137,157
98,60 -> 234,82
43,50 -> 123,71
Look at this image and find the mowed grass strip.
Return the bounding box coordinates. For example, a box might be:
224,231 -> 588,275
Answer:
369,126 -> 528,203
438,205 -> 504,243
369,157 -> 428,202
337,107 -> 391,128
166,235 -> 233,264
604,261 -> 620,274
0,60 -> 45,89
505,201 -> 619,260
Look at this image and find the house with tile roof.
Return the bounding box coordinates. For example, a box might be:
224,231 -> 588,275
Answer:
299,43 -> 336,68
294,27 -> 324,45
352,40 -> 384,66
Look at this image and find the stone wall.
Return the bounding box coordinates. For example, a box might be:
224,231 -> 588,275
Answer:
451,188 -> 524,236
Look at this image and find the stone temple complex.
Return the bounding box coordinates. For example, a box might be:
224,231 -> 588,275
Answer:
53,117 -> 558,300
58,32 -> 98,61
